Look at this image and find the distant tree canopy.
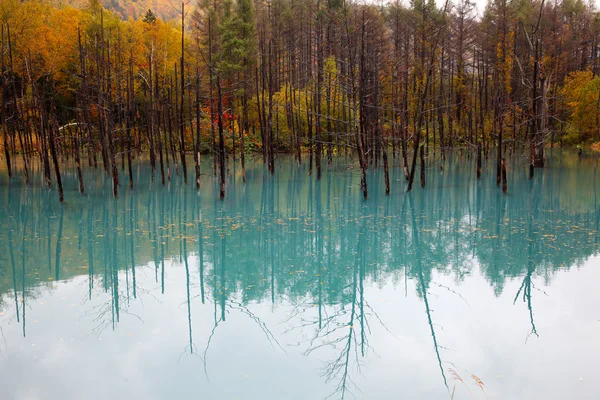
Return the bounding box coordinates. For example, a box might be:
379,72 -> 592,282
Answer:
67,0 -> 182,21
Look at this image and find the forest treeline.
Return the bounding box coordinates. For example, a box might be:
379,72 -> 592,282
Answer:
1,0 -> 599,201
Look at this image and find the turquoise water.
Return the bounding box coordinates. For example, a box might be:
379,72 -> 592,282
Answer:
0,153 -> 599,400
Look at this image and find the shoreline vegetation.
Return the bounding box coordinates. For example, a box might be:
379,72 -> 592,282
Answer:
1,0 -> 600,202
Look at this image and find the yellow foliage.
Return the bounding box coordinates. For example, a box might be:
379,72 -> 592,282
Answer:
561,70 -> 600,142
495,30 -> 514,95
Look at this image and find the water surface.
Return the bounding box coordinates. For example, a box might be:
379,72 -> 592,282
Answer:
0,153 -> 599,400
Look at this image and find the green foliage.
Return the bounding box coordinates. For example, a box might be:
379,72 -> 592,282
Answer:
217,0 -> 256,78
142,9 -> 157,25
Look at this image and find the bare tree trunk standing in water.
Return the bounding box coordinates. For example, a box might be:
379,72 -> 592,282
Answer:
352,10 -> 367,198
420,143 -> 426,188
1,24 -> 11,179
240,79 -> 248,183
383,129 -> 390,194
127,52 -> 134,190
217,75 -> 226,198
194,66 -> 201,189
37,86 -> 52,187
180,2 -> 188,184
477,142 -> 482,179
48,87 -> 64,203
5,23 -> 29,184
407,1 -> 449,192
496,105 -> 503,186
501,158 -> 507,193
315,0 -> 323,181
74,125 -> 85,194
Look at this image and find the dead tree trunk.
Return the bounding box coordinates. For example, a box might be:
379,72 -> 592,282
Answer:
180,2 -> 188,184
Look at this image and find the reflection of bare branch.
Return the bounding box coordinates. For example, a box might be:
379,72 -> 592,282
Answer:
82,287 -> 144,338
229,301 -> 286,354
136,286 -> 164,305
410,194 -> 449,391
514,273 -> 539,340
178,343 -> 202,363
278,301 -> 318,326
304,329 -> 351,356
526,302 -> 539,340
420,271 -> 449,390
83,299 -> 114,338
513,279 -> 527,305
302,306 -> 355,356
364,301 -> 399,340
432,282 -> 471,308
122,310 -> 145,324
280,304 -> 328,342
307,241 -> 366,399
202,316 -> 222,382
320,323 -> 357,400
280,212 -> 402,400
290,298 -> 364,400
438,345 -> 456,352
530,282 -> 548,297
0,325 -> 7,355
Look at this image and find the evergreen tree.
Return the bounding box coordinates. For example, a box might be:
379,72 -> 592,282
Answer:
143,8 -> 157,24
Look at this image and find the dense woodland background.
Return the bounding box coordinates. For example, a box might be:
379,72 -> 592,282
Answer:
1,0 -> 600,201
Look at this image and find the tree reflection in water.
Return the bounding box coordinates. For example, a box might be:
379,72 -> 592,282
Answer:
0,153 -> 599,398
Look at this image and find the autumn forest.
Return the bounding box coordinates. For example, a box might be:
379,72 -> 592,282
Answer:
1,0 -> 600,202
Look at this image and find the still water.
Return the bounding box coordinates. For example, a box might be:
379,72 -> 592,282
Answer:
0,153 -> 599,400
